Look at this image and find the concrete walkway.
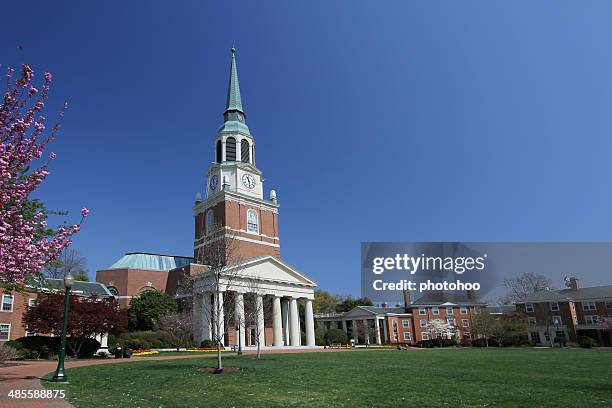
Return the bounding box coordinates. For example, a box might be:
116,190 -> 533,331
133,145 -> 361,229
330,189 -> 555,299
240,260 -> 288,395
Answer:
0,347 -> 343,408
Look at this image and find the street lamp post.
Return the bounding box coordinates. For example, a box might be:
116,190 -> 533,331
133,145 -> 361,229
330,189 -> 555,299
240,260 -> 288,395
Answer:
53,273 -> 75,382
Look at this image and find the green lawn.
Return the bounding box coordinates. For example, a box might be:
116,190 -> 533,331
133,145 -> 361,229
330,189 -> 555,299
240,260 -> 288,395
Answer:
44,348 -> 612,408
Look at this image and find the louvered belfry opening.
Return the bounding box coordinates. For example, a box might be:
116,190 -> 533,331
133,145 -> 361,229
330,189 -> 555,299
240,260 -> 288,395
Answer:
216,140 -> 222,163
226,137 -> 236,161
241,139 -> 250,163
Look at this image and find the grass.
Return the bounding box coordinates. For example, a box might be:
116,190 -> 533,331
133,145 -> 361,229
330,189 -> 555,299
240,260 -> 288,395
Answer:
44,348 -> 612,408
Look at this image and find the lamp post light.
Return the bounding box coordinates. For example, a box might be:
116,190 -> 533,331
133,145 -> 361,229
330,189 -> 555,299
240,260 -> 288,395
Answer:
53,273 -> 75,382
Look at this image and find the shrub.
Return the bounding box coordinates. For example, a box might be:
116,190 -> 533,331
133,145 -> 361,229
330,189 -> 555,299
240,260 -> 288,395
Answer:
0,343 -> 20,362
578,336 -> 597,349
416,338 -> 456,348
471,338 -> 499,347
7,336 -> 100,359
200,339 -> 216,348
108,330 -> 194,350
324,328 -> 349,345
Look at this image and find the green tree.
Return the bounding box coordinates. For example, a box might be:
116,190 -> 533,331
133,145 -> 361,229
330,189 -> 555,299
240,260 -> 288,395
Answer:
324,328 -> 349,345
127,291 -> 177,331
335,295 -> 373,313
313,290 -> 339,313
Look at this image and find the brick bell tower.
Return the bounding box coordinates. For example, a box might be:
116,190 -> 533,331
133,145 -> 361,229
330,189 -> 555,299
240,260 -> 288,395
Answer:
194,48 -> 280,261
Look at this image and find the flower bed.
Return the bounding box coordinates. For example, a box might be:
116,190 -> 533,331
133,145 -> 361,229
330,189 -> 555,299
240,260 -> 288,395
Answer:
185,347 -> 230,352
327,344 -> 352,349
132,349 -> 160,356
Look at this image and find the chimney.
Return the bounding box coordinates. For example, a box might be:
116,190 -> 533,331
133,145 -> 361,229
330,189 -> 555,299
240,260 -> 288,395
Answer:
568,277 -> 580,291
467,289 -> 476,300
403,289 -> 411,310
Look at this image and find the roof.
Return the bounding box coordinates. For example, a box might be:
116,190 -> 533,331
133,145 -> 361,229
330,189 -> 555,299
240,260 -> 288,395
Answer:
37,278 -> 113,297
487,304 -> 517,315
411,292 -> 487,306
358,306 -> 407,315
518,285 -> 612,303
107,252 -> 194,271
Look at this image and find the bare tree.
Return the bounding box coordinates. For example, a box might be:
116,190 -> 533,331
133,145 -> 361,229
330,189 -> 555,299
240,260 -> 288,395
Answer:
241,286 -> 269,359
44,247 -> 88,280
503,272 -> 552,302
470,312 -> 496,347
192,223 -> 245,373
158,311 -> 193,351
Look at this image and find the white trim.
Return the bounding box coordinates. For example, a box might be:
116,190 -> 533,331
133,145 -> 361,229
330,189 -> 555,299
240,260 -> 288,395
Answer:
550,302 -> 559,311
583,302 -> 597,311
195,234 -> 280,249
1,294 -> 13,312
403,331 -> 411,341
247,208 -> 259,234
0,323 -> 10,341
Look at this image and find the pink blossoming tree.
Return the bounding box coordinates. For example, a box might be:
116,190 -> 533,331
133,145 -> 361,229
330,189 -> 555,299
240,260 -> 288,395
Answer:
0,64 -> 87,289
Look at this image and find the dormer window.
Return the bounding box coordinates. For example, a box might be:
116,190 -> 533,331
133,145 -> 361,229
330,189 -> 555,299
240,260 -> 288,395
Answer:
247,209 -> 259,234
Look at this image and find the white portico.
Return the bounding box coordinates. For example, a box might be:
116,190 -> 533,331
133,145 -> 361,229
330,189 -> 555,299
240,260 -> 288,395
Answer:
192,255 -> 317,348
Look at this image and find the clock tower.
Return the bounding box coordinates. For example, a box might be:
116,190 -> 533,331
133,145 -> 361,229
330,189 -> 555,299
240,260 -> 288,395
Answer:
194,48 -> 281,261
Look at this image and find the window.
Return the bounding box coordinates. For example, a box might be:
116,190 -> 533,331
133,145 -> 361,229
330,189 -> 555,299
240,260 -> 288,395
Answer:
460,306 -> 468,315
108,287 -> 119,296
585,315 -> 599,325
247,209 -> 259,234
550,302 -> 559,312
606,301 -> 611,310
474,306 -> 481,314
28,298 -> 36,307
552,316 -> 562,325
206,210 -> 214,234
402,320 -> 410,328
403,332 -> 411,341
446,307 -> 453,315
420,319 -> 427,327
421,332 -> 430,341
583,302 -> 596,311
447,318 -> 456,326
462,319 -> 470,327
216,140 -> 222,163
241,139 -> 250,163
544,332 -> 550,342
531,331 -> 541,343
418,307 -> 426,315
464,332 -> 472,340
528,317 -> 537,326
1,295 -> 13,312
432,306 -> 439,315
225,137 -> 236,161
526,303 -> 534,313
0,324 -> 9,341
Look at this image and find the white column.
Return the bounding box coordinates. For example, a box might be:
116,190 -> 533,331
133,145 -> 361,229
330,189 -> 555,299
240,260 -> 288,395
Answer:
363,319 -> 370,344
192,293 -> 203,345
305,299 -> 315,347
221,138 -> 226,162
256,294 -> 265,347
382,318 -> 388,343
342,320 -> 348,335
375,318 -> 382,344
100,334 -> 108,350
272,296 -> 283,346
202,293 -> 212,341
235,292 -> 245,349
298,310 -> 302,346
352,319 -> 358,343
213,291 -> 225,345
281,298 -> 289,345
289,297 -> 300,346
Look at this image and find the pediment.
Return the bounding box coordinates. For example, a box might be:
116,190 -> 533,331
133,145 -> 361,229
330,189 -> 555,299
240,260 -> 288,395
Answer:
225,256 -> 316,287
342,307 -> 377,319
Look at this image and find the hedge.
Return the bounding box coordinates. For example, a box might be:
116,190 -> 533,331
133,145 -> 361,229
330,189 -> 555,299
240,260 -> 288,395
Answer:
7,336 -> 101,359
108,331 -> 195,350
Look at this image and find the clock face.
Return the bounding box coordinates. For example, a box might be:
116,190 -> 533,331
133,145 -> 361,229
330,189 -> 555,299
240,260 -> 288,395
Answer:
241,173 -> 256,189
209,175 -> 219,191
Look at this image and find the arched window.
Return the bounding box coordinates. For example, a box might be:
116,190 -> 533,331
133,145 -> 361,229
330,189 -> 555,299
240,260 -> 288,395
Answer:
206,209 -> 214,234
241,139 -> 250,163
225,137 -> 236,161
108,287 -> 119,296
216,140 -> 222,163
247,209 -> 259,234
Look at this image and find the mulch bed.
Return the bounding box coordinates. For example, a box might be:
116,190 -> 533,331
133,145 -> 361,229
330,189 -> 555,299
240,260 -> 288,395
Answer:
198,366 -> 241,373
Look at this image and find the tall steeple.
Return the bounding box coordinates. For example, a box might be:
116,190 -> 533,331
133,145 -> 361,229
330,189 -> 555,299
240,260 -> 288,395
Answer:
218,48 -> 250,135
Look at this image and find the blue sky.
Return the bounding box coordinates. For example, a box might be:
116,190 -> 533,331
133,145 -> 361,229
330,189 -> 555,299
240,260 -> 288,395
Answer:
3,1 -> 612,297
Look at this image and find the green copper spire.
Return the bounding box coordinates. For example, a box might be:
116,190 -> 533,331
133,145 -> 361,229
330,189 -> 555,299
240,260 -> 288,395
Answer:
225,48 -> 243,113
218,48 -> 250,134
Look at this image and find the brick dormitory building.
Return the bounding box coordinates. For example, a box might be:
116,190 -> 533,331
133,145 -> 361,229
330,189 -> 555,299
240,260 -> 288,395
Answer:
316,277 -> 612,347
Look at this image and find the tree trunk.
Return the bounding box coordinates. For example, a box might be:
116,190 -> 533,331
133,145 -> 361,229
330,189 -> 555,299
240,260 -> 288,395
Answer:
256,338 -> 261,360
485,337 -> 489,348
216,336 -> 223,372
